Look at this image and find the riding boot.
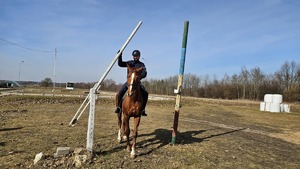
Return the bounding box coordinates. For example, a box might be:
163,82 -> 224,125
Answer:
141,100 -> 148,116
115,93 -> 121,113
115,83 -> 127,113
115,91 -> 123,113
141,110 -> 147,116
141,90 -> 148,116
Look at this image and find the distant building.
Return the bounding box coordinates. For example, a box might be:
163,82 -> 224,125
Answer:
66,82 -> 74,90
0,81 -> 21,88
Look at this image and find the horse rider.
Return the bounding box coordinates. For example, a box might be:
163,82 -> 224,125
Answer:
115,49 -> 149,116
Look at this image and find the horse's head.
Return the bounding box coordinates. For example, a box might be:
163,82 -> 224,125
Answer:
127,64 -> 142,96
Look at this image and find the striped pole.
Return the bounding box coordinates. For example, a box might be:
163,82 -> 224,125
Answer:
172,21 -> 189,144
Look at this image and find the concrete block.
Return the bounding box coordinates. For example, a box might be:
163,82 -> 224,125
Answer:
54,147 -> 70,157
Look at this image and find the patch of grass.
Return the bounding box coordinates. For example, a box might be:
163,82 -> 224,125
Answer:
1,95 -> 300,168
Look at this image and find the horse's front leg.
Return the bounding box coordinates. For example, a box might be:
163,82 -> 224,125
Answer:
117,112 -> 122,143
123,115 -> 131,152
130,116 -> 141,158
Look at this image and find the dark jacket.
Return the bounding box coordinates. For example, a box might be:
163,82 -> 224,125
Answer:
118,55 -> 147,79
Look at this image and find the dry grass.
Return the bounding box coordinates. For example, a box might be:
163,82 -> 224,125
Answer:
1,94 -> 300,168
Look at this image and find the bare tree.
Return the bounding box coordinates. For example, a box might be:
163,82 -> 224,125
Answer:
102,78 -> 117,91
183,73 -> 200,96
239,66 -> 250,99
231,74 -> 241,99
296,66 -> 300,101
202,74 -> 210,98
276,61 -> 297,92
250,67 -> 265,100
138,60 -> 299,101
222,73 -> 235,99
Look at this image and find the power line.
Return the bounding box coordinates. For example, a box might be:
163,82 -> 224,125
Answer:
0,37 -> 54,53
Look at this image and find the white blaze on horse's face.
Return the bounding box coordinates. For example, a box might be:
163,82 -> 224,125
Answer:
129,72 -> 135,96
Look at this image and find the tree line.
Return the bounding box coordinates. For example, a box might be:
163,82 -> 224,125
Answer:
42,60 -> 300,102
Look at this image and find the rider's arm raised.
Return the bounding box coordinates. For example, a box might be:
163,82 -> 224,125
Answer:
118,54 -> 127,67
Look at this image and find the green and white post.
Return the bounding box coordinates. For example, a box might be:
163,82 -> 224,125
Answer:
172,20 -> 189,145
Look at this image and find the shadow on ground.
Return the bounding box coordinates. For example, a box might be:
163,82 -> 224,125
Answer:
136,128 -> 243,156
0,127 -> 23,132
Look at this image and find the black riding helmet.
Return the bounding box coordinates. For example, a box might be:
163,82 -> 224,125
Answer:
132,50 -> 141,56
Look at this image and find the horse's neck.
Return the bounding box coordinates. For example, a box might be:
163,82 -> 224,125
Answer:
127,87 -> 140,100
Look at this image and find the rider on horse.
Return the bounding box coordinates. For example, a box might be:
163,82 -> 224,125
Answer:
115,49 -> 149,116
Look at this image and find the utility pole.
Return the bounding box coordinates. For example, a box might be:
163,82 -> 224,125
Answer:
18,61 -> 24,81
53,48 -> 57,91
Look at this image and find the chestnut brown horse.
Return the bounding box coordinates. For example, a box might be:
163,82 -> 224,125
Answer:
117,64 -> 144,158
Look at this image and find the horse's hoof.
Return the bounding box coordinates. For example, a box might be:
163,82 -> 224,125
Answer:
117,139 -> 121,144
125,147 -> 130,152
130,154 -> 136,159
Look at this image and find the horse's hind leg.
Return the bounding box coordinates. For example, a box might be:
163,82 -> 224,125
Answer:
130,116 -> 141,158
117,112 -> 122,143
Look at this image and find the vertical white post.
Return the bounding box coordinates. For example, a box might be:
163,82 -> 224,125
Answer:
53,48 -> 57,92
86,88 -> 96,152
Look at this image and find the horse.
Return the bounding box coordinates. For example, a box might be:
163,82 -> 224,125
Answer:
117,64 -> 144,158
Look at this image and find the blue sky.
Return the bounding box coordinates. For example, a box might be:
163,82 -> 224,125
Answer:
0,0 -> 299,84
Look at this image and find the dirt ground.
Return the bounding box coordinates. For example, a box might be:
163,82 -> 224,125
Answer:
1,94 -> 300,169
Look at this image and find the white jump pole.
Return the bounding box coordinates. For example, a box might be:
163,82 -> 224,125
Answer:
86,88 -> 96,152
69,21 -> 143,126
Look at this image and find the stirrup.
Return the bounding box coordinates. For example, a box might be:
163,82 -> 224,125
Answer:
115,107 -> 121,113
141,110 -> 147,116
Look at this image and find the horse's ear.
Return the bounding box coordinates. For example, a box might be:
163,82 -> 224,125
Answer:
136,67 -> 143,73
127,63 -> 133,70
